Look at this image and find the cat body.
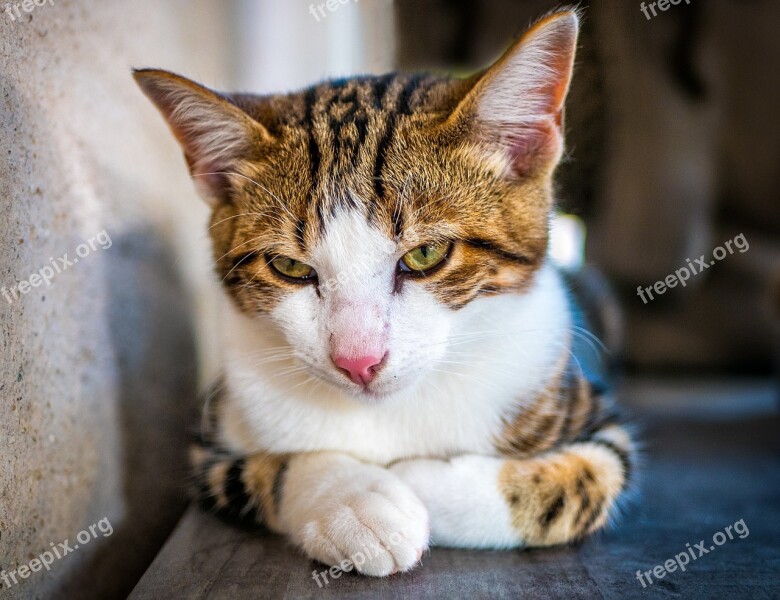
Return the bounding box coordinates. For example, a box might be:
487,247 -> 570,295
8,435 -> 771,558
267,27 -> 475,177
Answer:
135,8 -> 636,577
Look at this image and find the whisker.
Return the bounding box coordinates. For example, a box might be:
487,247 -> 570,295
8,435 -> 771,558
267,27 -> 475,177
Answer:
207,210 -> 283,230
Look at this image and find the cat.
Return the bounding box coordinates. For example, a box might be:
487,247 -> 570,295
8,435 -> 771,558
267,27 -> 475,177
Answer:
133,8 -> 635,577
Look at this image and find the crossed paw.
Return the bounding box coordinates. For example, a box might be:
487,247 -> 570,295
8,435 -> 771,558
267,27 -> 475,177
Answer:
299,474 -> 430,577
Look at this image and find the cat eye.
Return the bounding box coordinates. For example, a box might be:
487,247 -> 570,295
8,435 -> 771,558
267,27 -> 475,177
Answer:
269,255 -> 317,281
399,241 -> 452,274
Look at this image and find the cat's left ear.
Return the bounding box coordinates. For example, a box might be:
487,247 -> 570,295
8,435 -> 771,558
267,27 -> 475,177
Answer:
449,9 -> 579,178
133,69 -> 273,206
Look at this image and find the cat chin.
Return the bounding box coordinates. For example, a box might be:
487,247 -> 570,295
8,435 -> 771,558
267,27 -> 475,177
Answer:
343,387 -> 395,403
320,370 -> 424,404
339,383 -> 414,404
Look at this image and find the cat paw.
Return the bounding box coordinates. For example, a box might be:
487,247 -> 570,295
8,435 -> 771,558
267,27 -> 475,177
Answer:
299,477 -> 430,577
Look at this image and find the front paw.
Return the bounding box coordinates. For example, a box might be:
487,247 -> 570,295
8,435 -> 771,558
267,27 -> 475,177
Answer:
300,476 -> 430,577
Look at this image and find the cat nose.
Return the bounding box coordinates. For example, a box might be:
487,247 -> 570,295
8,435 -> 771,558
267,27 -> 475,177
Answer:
332,353 -> 386,386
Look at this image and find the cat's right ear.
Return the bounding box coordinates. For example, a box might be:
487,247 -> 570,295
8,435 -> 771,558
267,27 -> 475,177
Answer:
133,69 -> 272,206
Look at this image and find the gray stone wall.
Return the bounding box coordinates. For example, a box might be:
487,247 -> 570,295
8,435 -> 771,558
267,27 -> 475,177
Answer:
0,2 -> 228,597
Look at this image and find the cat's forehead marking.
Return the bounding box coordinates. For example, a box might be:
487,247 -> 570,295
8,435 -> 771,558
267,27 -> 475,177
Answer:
289,73 -> 454,204
312,207 -> 396,286
295,74 -> 433,127
233,73 -> 468,255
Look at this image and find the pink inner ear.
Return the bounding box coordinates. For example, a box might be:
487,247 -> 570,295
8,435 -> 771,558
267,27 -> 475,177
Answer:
543,50 -> 575,115
521,14 -> 578,115
505,119 -> 560,178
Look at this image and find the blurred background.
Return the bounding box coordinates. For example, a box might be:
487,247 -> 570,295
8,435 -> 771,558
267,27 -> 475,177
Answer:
1,0 -> 777,598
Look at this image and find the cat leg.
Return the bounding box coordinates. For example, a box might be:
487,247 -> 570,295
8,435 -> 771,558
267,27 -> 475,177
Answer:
389,423 -> 635,548
191,446 -> 430,576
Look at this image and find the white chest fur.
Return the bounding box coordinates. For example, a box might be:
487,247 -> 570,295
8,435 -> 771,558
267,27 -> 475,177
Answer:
219,263 -> 571,464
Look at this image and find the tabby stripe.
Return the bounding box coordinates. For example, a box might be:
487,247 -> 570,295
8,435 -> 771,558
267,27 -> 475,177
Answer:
398,74 -> 425,115
478,284 -> 502,295
463,238 -> 531,265
580,386 -> 602,437
521,413 -> 560,455
373,113 -> 395,200
500,361 -> 567,456
573,475 -> 591,528
502,397 -> 542,455
332,190 -> 359,215
230,250 -> 260,272
592,439 -> 632,483
272,459 -> 288,512
315,196 -> 326,234
567,378 -> 594,440
294,217 -> 307,252
577,496 -> 605,537
351,114 -> 370,167
328,86 -> 360,169
437,270 -> 491,310
373,74 -> 423,200
304,88 -> 321,198
223,458 -> 252,516
195,455 -> 218,511
559,372 -> 576,440
371,73 -> 395,110
540,492 -> 566,527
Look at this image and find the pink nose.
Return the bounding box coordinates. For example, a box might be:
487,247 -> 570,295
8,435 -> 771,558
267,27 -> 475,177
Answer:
332,354 -> 386,386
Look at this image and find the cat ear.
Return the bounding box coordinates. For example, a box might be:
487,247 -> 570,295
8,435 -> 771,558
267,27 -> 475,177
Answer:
133,69 -> 272,205
451,10 -> 579,178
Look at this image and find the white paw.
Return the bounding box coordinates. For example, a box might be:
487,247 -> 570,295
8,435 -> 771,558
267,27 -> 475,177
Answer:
299,476 -> 430,577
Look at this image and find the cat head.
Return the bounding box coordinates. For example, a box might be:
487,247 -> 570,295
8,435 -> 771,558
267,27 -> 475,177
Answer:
133,9 -> 579,400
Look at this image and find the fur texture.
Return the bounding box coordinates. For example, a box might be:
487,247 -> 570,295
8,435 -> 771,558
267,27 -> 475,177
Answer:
134,8 -> 636,577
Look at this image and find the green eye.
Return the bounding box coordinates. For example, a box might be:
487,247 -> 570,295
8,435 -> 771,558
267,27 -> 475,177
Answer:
269,255 -> 316,281
400,241 -> 452,273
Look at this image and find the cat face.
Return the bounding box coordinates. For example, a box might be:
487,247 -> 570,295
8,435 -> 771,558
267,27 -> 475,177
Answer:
134,10 -> 579,400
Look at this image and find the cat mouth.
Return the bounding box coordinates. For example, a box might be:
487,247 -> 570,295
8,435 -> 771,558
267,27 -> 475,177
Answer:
338,374 -> 404,402
338,378 -> 391,401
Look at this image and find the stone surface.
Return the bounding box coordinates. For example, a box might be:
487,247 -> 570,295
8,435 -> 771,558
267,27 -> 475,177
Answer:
0,2 -> 230,598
